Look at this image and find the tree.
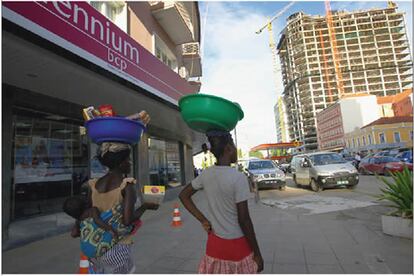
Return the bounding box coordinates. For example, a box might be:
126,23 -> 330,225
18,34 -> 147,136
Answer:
249,151 -> 263,159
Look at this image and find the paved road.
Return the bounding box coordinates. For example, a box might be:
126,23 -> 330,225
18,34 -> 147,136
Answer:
255,174 -> 413,274
262,173 -> 387,198
2,175 -> 412,273
258,174 -> 390,220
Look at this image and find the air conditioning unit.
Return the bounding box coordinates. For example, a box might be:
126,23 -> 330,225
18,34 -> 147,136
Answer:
182,42 -> 200,56
179,66 -> 189,80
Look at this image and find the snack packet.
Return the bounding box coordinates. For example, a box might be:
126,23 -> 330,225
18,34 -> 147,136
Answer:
142,185 -> 165,205
82,106 -> 97,121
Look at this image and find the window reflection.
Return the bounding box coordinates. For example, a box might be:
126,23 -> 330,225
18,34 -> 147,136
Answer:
148,137 -> 181,188
12,112 -> 88,219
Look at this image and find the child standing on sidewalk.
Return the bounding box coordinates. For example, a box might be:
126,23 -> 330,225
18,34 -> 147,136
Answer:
179,130 -> 263,274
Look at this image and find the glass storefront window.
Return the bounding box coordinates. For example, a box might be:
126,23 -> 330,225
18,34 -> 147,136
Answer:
11,109 -> 137,220
148,137 -> 182,188
12,111 -> 88,219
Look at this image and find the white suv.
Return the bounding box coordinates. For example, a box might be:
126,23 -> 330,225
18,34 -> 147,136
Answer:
240,159 -> 286,190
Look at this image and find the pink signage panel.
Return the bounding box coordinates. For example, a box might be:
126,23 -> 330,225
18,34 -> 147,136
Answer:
2,1 -> 196,105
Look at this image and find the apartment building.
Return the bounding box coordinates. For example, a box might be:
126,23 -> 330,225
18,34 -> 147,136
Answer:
274,96 -> 290,143
277,2 -> 413,151
2,1 -> 202,242
316,94 -> 380,151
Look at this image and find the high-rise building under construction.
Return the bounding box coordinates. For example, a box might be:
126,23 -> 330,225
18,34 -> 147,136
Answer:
277,2 -> 413,151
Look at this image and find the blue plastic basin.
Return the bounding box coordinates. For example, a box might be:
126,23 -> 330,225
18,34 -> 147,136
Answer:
85,117 -> 146,144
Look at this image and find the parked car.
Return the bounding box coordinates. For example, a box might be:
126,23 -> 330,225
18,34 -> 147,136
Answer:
241,159 -> 286,190
358,156 -> 413,175
374,149 -> 401,157
291,152 -> 359,192
395,150 -> 413,164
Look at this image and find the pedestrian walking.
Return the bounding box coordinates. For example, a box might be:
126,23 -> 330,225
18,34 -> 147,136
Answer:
70,111 -> 159,274
85,142 -> 159,273
354,152 -> 362,169
179,130 -> 263,274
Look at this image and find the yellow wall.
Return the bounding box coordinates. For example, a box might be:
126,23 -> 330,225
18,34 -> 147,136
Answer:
345,122 -> 413,150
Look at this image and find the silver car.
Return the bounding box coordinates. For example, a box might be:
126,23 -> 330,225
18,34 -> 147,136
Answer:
242,159 -> 286,190
291,152 -> 359,192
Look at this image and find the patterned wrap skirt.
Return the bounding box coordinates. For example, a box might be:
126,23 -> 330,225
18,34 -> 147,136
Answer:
198,233 -> 258,274
89,243 -> 135,274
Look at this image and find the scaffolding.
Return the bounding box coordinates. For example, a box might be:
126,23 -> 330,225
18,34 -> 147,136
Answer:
278,3 -> 413,151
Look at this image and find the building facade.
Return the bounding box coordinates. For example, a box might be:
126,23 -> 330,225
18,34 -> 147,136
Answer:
316,103 -> 345,151
277,2 -> 413,151
274,96 -> 290,143
317,94 -> 389,151
2,1 -> 203,241
344,116 -> 413,153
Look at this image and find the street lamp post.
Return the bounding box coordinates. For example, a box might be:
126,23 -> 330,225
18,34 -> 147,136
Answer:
234,126 -> 238,160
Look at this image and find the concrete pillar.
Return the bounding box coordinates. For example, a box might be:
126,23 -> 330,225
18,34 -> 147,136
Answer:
184,144 -> 194,185
137,133 -> 150,187
179,142 -> 186,185
2,90 -> 13,241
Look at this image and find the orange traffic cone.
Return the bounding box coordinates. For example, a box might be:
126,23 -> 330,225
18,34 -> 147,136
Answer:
79,253 -> 89,274
171,203 -> 183,227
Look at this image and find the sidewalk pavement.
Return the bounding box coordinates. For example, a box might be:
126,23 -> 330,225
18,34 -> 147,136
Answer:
2,191 -> 413,274
2,186 -> 183,251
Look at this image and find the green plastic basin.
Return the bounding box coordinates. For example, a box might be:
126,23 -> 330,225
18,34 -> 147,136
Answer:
178,94 -> 244,133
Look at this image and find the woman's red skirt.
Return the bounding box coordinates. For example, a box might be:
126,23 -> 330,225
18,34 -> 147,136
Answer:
198,233 -> 257,274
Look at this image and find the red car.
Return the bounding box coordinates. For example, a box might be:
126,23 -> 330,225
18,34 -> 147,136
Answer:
358,156 -> 413,175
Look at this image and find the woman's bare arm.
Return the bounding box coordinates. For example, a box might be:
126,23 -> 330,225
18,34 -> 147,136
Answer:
237,200 -> 263,272
179,184 -> 211,232
122,184 -> 159,225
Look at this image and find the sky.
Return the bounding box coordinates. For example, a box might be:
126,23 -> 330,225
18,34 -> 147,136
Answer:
198,1 -> 413,155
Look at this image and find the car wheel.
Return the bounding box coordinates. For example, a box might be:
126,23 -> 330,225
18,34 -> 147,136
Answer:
347,185 -> 357,190
358,167 -> 367,175
310,179 -> 322,192
383,169 -> 391,176
279,186 -> 286,191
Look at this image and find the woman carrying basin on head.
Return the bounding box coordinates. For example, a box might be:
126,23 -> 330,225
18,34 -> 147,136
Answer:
71,111 -> 159,274
179,130 -> 263,274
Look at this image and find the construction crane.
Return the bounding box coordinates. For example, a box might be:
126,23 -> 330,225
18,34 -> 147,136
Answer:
319,29 -> 334,103
324,0 -> 345,99
256,2 -> 295,83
